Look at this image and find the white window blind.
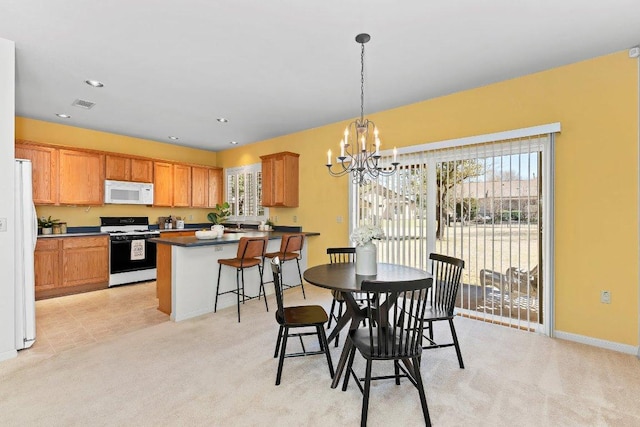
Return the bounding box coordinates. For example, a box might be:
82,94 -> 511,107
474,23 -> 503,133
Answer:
353,132 -> 552,331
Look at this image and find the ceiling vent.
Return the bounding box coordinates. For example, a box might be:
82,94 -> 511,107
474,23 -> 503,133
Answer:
71,99 -> 95,109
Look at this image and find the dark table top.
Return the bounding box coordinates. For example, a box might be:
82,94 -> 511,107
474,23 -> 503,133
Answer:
303,262 -> 431,292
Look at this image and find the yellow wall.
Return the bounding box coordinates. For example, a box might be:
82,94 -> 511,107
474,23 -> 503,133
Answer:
218,51 -> 639,347
16,117 -> 220,226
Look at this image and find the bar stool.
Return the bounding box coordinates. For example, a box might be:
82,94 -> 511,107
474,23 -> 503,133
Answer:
265,233 -> 306,299
214,236 -> 268,322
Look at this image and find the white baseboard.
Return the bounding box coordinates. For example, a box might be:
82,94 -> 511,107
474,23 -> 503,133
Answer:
0,349 -> 18,363
555,330 -> 639,356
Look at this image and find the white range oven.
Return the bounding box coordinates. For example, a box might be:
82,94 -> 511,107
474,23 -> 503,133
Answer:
100,216 -> 160,287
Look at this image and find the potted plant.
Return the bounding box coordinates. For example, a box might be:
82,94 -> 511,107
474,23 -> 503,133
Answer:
38,216 -> 59,235
207,202 -> 231,225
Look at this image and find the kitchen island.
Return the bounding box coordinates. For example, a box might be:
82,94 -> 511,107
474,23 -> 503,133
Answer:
150,231 -> 318,321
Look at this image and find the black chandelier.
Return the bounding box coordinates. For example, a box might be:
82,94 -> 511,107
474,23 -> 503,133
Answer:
326,33 -> 399,185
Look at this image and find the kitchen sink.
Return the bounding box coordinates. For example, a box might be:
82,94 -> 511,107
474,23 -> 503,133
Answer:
223,228 -> 249,233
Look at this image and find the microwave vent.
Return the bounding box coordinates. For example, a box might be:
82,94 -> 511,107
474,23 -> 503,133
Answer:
72,99 -> 96,109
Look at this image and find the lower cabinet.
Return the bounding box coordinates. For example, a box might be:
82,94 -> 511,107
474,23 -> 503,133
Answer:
35,235 -> 109,299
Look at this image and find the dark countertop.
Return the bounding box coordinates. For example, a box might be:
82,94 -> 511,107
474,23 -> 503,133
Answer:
150,231 -> 320,247
38,232 -> 109,239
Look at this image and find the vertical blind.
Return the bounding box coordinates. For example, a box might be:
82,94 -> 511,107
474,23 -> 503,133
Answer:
353,135 -> 547,331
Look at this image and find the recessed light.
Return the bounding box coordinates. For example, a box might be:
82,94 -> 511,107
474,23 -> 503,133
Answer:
230,141 -> 238,145
85,79 -> 104,88
217,118 -> 229,123
56,113 -> 71,118
168,136 -> 179,140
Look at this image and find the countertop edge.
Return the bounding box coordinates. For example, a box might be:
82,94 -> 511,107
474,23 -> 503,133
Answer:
150,231 -> 320,247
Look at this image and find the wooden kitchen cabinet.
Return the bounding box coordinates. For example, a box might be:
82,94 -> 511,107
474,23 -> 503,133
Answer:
15,141 -> 59,204
154,161 -> 191,207
153,162 -> 173,206
260,151 -> 299,207
62,236 -> 109,288
191,166 -> 223,208
191,166 -> 208,208
173,164 -> 191,207
35,235 -> 109,299
34,238 -> 62,292
59,149 -> 105,205
105,155 -> 153,183
208,167 -> 223,208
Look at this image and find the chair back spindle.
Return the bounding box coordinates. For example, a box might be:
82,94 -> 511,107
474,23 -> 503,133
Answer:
429,253 -> 464,316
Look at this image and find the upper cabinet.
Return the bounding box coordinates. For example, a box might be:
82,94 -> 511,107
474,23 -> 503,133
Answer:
105,155 -> 153,183
153,162 -> 174,207
191,166 -> 208,208
16,140 -> 220,208
58,149 -> 105,205
207,168 -> 223,208
153,162 -> 192,207
260,151 -> 299,207
15,142 -> 58,204
173,164 -> 191,207
191,166 -> 223,208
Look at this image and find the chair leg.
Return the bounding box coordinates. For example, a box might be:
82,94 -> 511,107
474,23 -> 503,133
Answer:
214,264 -> 222,313
394,360 -> 401,385
318,326 -> 334,379
296,258 -> 306,299
275,326 -> 289,385
334,302 -> 343,347
274,325 -> 283,358
236,268 -> 241,322
449,318 -> 464,369
342,344 -> 357,391
259,263 -> 269,312
412,356 -> 432,427
327,298 -> 337,328
361,359 -> 373,427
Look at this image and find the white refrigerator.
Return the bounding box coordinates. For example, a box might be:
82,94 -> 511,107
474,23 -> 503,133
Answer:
15,159 -> 36,350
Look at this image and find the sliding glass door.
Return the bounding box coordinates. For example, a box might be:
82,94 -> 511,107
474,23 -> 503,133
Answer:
352,130 -> 554,332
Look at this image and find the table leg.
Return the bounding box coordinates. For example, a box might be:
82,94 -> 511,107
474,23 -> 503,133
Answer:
328,293 -> 363,388
331,339 -> 352,389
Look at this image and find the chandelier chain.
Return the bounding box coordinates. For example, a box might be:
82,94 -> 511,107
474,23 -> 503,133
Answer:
360,42 -> 365,123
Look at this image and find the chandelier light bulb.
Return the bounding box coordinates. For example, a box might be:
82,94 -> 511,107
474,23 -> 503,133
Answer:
327,149 -> 332,166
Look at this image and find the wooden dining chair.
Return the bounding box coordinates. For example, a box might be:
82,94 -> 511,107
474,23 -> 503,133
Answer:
326,247 -> 356,346
265,233 -> 306,298
271,257 -> 334,385
421,252 -> 465,368
342,276 -> 433,426
214,236 -> 269,322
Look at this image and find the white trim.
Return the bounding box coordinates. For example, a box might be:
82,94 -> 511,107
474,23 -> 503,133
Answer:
635,52 -> 640,359
555,330 -> 639,356
634,53 -> 640,359
543,134 -> 555,337
391,122 -> 562,156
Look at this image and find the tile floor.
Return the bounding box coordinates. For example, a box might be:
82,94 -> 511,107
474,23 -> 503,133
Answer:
18,281 -> 168,363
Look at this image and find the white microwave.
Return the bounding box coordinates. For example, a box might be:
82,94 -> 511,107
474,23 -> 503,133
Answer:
104,180 -> 154,205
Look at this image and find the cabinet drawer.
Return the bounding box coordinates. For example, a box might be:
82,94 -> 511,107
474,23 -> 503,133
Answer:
36,238 -> 61,251
62,236 -> 108,249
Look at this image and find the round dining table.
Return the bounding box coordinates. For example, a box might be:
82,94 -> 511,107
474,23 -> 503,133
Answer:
304,262 -> 431,388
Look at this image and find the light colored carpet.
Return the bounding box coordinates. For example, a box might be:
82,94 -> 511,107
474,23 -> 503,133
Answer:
1,285 -> 639,426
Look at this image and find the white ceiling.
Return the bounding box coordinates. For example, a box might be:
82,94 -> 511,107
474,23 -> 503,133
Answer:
2,1 -> 640,152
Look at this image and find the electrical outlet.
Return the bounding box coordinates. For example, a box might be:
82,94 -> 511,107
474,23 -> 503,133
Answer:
274,216 -> 278,223
336,216 -> 343,223
214,246 -> 223,252
293,215 -> 297,223
188,214 -> 193,220
0,217 -> 6,232
600,290 -> 611,304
